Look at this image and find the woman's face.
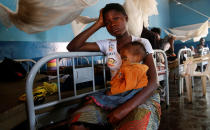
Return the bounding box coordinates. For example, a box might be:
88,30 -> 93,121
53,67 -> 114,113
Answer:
104,10 -> 127,37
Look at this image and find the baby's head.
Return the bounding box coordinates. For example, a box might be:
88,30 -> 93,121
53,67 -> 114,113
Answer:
120,41 -> 147,63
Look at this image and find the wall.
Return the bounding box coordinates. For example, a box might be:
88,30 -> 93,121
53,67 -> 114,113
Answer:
0,0 -> 170,60
169,0 -> 210,54
150,0 -> 171,38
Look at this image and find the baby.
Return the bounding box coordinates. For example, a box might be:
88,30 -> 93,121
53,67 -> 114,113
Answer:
86,41 -> 149,110
107,41 -> 148,95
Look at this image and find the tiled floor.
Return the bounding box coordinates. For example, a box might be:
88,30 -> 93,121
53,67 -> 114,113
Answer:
159,77 -> 210,130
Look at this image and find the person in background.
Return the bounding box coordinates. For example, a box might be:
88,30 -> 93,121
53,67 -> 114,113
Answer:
196,38 -> 207,54
141,26 -> 159,49
67,3 -> 160,130
151,27 -> 176,58
190,46 -> 195,56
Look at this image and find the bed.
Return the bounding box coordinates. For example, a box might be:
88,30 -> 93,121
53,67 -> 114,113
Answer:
0,56 -> 107,129
24,50 -> 169,130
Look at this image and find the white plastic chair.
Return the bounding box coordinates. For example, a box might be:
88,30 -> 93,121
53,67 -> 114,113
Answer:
197,47 -> 209,72
177,48 -> 193,95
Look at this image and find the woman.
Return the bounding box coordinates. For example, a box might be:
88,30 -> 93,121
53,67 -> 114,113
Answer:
67,3 -> 160,130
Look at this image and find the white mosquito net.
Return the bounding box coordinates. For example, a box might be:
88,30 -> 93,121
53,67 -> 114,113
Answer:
165,20 -> 210,42
0,0 -> 98,33
71,16 -> 97,36
0,0 -> 158,36
124,0 -> 158,37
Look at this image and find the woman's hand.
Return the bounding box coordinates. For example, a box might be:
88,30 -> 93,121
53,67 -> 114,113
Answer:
107,108 -> 123,124
96,9 -> 105,28
67,9 -> 104,52
107,103 -> 131,124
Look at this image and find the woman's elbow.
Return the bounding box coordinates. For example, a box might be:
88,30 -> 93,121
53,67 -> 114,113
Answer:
153,82 -> 159,90
149,77 -> 159,90
67,43 -> 76,52
66,46 -> 71,52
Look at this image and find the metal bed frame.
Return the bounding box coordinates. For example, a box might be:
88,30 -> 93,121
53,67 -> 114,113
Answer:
26,51 -> 169,130
153,50 -> 169,106
26,52 -> 106,130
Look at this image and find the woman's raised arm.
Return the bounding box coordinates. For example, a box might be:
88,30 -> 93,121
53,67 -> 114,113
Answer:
107,53 -> 158,124
67,10 -> 105,52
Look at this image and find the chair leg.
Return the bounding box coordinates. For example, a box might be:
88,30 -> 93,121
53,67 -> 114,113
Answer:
179,77 -> 182,96
201,76 -> 207,96
191,76 -> 194,87
201,63 -> 204,72
185,75 -> 192,103
179,77 -> 184,95
181,77 -> 184,94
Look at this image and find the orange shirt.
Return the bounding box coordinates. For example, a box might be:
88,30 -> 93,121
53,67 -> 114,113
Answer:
110,61 -> 148,95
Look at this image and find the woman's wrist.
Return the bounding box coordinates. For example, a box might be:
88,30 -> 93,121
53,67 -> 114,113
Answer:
94,19 -> 104,28
116,102 -> 135,118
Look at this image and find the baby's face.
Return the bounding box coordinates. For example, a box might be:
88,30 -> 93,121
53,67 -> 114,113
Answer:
120,49 -> 141,63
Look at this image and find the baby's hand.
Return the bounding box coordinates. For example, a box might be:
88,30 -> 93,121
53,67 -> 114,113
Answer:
106,90 -> 112,96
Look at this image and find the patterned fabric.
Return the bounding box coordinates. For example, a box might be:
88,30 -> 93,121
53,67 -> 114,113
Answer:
70,93 -> 161,130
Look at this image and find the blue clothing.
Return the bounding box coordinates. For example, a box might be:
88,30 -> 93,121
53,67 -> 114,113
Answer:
86,88 -> 142,110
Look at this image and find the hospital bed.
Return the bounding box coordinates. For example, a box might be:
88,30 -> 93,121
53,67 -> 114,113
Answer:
25,50 -> 169,130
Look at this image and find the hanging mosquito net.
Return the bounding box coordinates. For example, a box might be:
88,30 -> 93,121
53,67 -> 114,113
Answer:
164,0 -> 210,42
0,0 -> 98,33
124,0 -> 158,37
0,0 -> 158,36
165,20 -> 210,42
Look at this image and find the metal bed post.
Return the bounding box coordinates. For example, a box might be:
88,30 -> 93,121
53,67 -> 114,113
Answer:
91,56 -> 96,92
154,50 -> 169,106
72,58 -> 77,96
56,58 -> 61,100
103,56 -> 107,88
162,50 -> 169,106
